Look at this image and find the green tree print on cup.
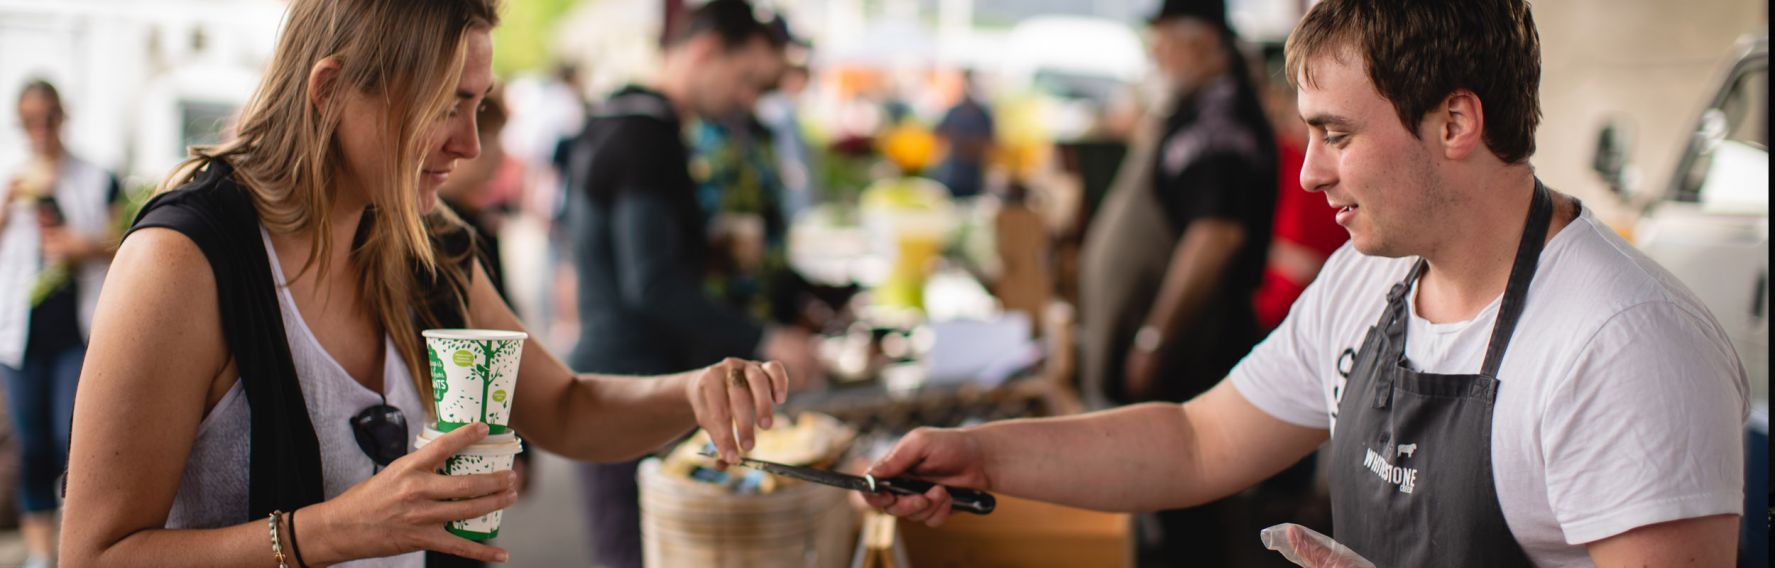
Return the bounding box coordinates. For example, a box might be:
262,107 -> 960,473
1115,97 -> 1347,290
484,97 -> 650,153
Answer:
424,330 -> 526,434
429,349 -> 449,403
415,428 -> 523,541
475,339 -> 510,434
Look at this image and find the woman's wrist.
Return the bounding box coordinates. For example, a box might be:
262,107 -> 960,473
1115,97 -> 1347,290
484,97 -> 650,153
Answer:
289,504 -> 342,567
285,509 -> 309,568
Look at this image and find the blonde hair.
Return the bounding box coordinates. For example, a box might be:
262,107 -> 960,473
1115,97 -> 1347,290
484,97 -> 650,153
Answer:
160,0 -> 501,408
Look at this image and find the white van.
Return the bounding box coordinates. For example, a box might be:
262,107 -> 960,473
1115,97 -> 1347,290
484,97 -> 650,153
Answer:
1594,34 -> 1768,403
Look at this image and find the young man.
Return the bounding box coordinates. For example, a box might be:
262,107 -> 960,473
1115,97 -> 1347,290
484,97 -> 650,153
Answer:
559,2 -> 818,566
863,1 -> 1748,565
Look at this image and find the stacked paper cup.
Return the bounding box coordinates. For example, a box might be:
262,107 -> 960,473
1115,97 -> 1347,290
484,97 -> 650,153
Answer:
422,329 -> 528,541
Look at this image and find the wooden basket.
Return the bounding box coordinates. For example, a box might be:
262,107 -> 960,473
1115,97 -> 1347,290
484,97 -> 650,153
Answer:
638,459 -> 858,568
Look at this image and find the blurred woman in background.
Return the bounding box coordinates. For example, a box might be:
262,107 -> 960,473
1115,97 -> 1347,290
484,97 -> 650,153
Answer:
0,79 -> 123,568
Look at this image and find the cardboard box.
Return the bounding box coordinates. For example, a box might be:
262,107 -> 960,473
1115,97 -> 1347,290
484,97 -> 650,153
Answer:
898,494 -> 1129,568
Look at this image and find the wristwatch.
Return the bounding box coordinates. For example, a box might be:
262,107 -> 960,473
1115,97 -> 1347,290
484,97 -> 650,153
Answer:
1134,325 -> 1164,354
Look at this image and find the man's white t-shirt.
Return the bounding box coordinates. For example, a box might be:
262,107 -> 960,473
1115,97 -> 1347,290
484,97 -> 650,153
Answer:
1231,207 -> 1748,566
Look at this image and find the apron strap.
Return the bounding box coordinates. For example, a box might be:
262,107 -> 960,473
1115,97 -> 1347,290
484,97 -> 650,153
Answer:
1480,180 -> 1555,378
1370,260 -> 1425,409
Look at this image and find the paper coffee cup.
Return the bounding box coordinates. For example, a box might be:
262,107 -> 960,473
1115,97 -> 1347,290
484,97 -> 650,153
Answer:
424,329 -> 526,434
415,428 -> 525,541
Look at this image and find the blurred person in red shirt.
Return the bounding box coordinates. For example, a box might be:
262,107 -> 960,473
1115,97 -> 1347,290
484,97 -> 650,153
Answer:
1254,68 -> 1347,331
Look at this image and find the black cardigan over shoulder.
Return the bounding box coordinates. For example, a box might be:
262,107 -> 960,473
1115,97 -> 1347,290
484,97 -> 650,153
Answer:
125,159 -> 472,519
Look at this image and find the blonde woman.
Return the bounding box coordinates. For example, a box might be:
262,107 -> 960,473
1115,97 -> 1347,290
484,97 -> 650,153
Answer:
61,1 -> 788,566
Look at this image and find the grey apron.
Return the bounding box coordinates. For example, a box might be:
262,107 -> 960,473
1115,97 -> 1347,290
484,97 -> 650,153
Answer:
1078,96 -> 1247,409
1078,104 -> 1175,410
1327,182 -> 1555,566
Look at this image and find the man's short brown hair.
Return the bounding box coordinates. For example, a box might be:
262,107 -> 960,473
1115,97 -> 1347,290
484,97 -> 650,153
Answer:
1285,0 -> 1542,164
667,0 -> 784,52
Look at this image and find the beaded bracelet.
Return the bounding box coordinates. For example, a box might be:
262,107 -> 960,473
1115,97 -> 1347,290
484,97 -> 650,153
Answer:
267,511 -> 289,568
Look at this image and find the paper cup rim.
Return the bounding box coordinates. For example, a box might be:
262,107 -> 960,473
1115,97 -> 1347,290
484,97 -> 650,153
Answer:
415,428 -> 523,456
423,328 -> 528,342
452,441 -> 522,457
418,427 -> 519,443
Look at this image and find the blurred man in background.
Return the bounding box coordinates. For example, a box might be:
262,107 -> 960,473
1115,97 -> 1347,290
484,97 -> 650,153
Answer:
558,2 -> 818,566
690,14 -> 834,334
1075,0 -> 1277,564
932,70 -> 996,199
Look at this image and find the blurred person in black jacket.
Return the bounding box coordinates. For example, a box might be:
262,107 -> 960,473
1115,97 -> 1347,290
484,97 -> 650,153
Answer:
557,2 -> 819,566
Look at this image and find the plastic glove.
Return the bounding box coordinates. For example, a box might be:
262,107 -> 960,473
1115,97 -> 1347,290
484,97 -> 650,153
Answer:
1260,523 -> 1377,568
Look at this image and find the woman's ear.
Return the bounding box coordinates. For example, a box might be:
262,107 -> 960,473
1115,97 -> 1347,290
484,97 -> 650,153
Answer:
307,57 -> 344,115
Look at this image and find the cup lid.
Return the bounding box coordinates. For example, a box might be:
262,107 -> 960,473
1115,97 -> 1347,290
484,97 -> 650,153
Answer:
423,328 -> 528,342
